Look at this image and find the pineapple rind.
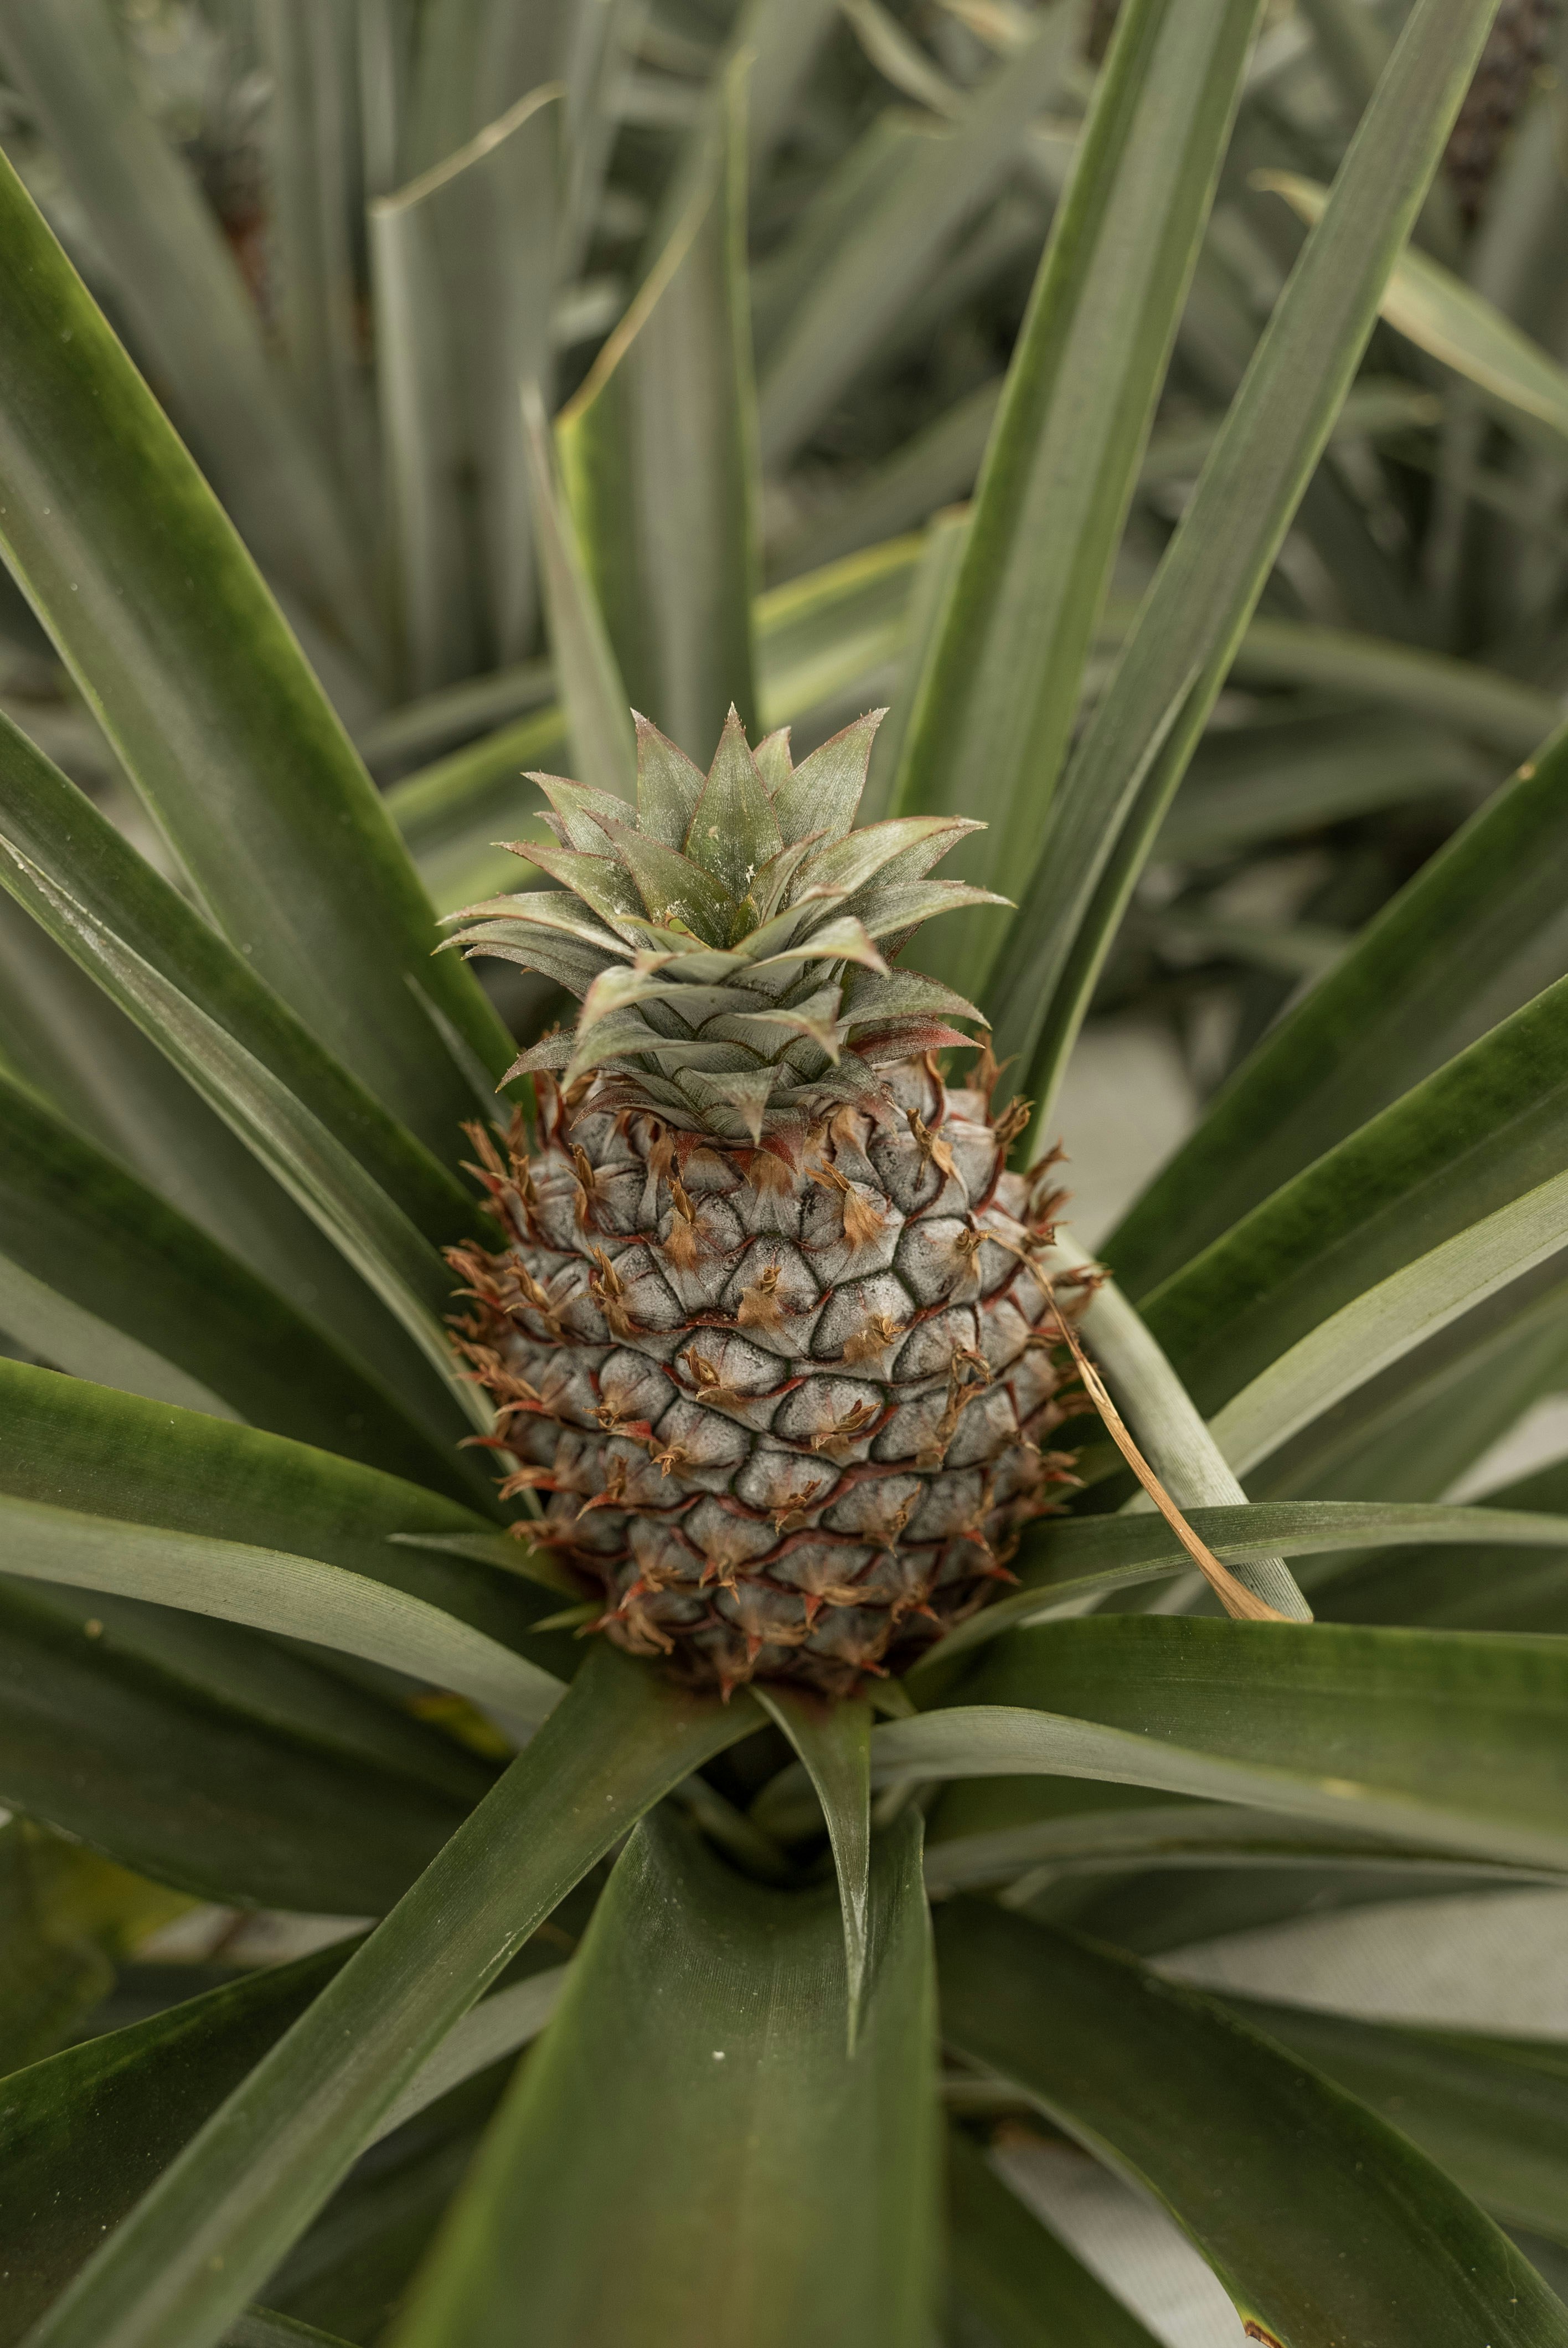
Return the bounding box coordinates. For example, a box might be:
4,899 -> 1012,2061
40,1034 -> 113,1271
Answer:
451,1059 -> 1088,1697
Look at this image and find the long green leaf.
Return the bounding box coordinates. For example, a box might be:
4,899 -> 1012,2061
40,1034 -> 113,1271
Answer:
1139,971 -> 1568,1418
559,53 -> 759,759
259,0 -> 369,519
401,0 -> 568,171
984,0 -> 1505,1125
946,2125 -> 1164,2348
1213,1991 -> 1568,2249
0,0 -> 377,669
0,1494 -> 561,1743
757,17 -> 1075,468
1262,168 -> 1568,451
0,891 -> 457,1424
0,1070 -> 483,1493
1212,1166 -> 1568,1476
389,1806 -> 937,2348
891,0 -> 1266,1000
1156,710 -> 1492,858
736,0 -> 841,181
0,1576 -> 489,1912
2,1940 -> 570,2347
1324,1453 -> 1568,1633
0,1358 -> 572,1659
521,386 -> 637,801
1225,616 -> 1559,753
370,86 -> 560,691
935,1901 -> 1568,2346
1111,723 -> 1568,1295
914,1497 -> 1568,1669
0,1945 -> 355,2348
24,1650 -> 757,2348
369,1968 -> 568,2146
921,1775 -> 1559,1902
884,1618 -> 1568,1874
0,144 -> 513,1155
1048,1231 -> 1308,1618
754,1685 -> 874,2033
1247,1252 -> 1568,1510
0,719 -> 488,1412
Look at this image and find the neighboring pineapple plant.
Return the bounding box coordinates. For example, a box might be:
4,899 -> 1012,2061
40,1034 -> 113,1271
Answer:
2,4 -> 1568,2348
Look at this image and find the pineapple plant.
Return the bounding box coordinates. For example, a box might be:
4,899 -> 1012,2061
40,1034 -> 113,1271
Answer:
3,4 -> 1568,2348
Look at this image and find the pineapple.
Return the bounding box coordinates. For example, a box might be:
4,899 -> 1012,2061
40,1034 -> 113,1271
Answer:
444,709 -> 1089,1697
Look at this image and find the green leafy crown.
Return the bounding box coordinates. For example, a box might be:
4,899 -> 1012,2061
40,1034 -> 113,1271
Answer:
443,708 -> 1007,1148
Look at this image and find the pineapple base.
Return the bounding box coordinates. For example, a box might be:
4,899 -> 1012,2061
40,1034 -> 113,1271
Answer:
451,1058 -> 1092,1700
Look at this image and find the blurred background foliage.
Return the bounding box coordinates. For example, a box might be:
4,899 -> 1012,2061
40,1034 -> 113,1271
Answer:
0,0 -> 1562,1116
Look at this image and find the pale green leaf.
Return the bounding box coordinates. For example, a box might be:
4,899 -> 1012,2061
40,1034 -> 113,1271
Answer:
559,53 -> 759,759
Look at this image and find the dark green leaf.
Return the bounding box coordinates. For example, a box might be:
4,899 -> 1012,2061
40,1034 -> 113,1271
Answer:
757,15 -> 1075,466
935,1900 -> 1568,2346
0,1574 -> 487,1910
914,1496 -> 1568,1669
223,2313 -> 353,2348
946,2124 -> 1163,2348
754,1685 -> 874,2033
24,1650 -> 758,2348
0,145 -> 513,1155
0,1492 -> 561,1744
390,1806 -> 937,2348
0,892 -> 460,1433
921,1771 -> 1556,1903
1111,723 -> 1568,1296
984,0 -> 1507,1122
1323,1454 -> 1568,1631
1209,1166 -> 1568,1479
0,718 -> 489,1408
0,1072 -> 483,1494
1213,1990 -> 1568,2249
1137,971 -> 1568,1418
0,1358 -> 582,1661
900,1617 -> 1568,1873
0,1945 -> 356,2348
891,0 -> 1267,1000
1247,1252 -> 1568,1510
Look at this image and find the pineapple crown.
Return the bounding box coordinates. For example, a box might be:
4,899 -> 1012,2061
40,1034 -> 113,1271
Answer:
442,707 -> 1008,1151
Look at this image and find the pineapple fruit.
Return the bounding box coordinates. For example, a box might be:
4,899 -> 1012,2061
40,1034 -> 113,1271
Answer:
445,710 -> 1090,1697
